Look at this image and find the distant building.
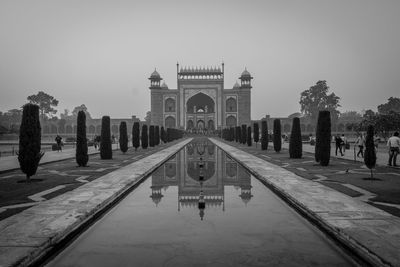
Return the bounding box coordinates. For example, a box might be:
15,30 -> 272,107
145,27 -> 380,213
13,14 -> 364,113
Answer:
41,116 -> 141,139
253,114 -> 362,136
149,63 -> 252,130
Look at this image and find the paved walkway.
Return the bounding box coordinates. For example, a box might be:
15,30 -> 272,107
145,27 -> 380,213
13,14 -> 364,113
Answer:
282,142 -> 390,166
0,138 -> 192,267
0,144 -> 118,173
211,138 -> 400,267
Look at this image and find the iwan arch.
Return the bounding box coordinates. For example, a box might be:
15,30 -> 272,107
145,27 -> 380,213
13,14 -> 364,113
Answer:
149,63 -> 252,131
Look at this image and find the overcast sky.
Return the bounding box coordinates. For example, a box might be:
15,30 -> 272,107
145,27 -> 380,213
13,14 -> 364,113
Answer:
1,0 -> 399,120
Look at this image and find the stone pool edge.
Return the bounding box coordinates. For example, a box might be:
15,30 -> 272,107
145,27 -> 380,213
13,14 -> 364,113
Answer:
210,138 -> 400,267
0,138 -> 192,267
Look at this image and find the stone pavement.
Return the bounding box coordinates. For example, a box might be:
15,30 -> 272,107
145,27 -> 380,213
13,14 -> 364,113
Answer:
0,138 -> 192,267
211,138 -> 400,267
0,144 -> 118,173
282,142 -> 390,167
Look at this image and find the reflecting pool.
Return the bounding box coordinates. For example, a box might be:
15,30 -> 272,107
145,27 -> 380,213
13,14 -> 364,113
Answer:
47,138 -> 355,266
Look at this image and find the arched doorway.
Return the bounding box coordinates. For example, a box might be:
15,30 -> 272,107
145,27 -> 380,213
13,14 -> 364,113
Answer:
226,97 -> 237,112
165,98 -> 176,112
165,116 -> 176,128
207,120 -> 214,130
226,115 -> 237,127
187,120 -> 194,130
197,120 -> 205,129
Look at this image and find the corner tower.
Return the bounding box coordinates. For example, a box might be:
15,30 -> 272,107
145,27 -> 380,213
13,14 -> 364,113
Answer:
149,69 -> 164,126
236,68 -> 252,126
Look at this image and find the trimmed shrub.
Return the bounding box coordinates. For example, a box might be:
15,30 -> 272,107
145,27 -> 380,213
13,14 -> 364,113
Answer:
315,110 -> 331,166
289,117 -> 302,158
119,121 -> 128,153
132,122 -> 140,151
149,125 -> 155,147
18,103 -> 44,181
160,126 -> 166,143
155,126 -> 160,145
247,126 -> 252,146
241,124 -> 247,144
261,120 -> 268,150
100,116 -> 112,159
76,110 -> 89,166
141,124 -> 148,149
273,119 -> 281,152
364,125 -> 377,178
253,123 -> 259,147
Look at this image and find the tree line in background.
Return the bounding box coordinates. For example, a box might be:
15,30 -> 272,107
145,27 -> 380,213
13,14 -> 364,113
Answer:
220,109 -> 378,178
1,87 -> 400,138
16,103 -> 184,182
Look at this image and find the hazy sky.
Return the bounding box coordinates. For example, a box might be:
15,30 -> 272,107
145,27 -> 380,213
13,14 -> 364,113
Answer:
1,0 -> 399,120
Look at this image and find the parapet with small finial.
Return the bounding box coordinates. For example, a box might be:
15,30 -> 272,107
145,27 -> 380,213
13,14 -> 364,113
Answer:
178,64 -> 224,80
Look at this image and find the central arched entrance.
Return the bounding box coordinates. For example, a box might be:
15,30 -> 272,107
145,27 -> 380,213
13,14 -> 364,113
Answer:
187,93 -> 215,114
186,92 -> 216,130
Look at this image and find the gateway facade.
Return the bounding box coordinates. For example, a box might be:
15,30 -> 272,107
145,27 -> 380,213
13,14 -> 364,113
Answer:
149,64 -> 252,130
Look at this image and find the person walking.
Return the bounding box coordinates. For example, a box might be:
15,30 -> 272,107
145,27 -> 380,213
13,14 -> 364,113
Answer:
340,134 -> 347,154
335,134 -> 344,156
55,135 -> 63,152
387,131 -> 400,167
374,134 -> 381,151
93,135 -> 98,150
355,133 -> 365,158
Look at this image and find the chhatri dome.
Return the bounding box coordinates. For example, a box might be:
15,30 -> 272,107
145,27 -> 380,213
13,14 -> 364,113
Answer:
150,69 -> 161,79
161,81 -> 168,89
240,68 -> 251,78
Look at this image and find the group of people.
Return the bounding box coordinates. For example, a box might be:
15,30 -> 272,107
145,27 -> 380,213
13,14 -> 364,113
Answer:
331,131 -> 400,167
353,132 -> 400,167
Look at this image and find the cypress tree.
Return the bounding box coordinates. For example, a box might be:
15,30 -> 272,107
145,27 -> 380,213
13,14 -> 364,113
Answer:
364,125 -> 377,179
289,117 -> 302,158
166,128 -> 172,142
236,126 -> 241,143
261,120 -> 268,150
247,126 -> 252,146
100,116 -> 112,159
141,124 -> 148,149
119,121 -> 128,153
273,119 -> 282,152
149,125 -> 155,147
315,110 -> 331,166
235,126 -> 239,142
76,110 -> 89,166
132,122 -> 140,151
18,103 -> 44,181
160,126 -> 166,143
253,123 -> 259,147
241,124 -> 247,144
155,126 -> 160,146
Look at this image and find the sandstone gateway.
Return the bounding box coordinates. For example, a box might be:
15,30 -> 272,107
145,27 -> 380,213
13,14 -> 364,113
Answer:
149,64 -> 252,131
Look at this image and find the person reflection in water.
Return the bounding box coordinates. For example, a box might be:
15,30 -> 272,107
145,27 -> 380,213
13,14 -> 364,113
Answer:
198,189 -> 205,220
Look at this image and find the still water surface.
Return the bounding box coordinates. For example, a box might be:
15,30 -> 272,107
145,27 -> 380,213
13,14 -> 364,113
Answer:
47,140 -> 354,266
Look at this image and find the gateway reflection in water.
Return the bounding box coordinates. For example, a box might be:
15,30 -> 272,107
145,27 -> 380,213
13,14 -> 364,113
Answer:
150,140 -> 252,220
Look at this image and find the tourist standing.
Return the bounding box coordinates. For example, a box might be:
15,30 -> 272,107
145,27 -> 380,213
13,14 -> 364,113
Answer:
55,135 -> 63,152
387,132 -> 400,167
355,133 -> 365,158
